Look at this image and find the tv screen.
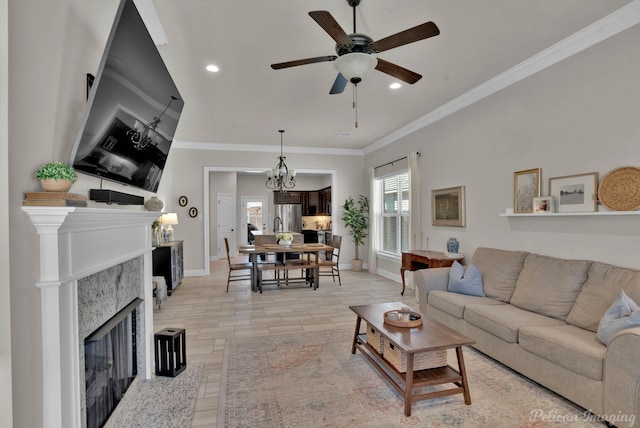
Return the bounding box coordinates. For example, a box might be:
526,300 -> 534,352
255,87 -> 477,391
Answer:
70,0 -> 183,193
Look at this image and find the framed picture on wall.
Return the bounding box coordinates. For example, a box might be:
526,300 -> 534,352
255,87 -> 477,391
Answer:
549,172 -> 599,212
432,186 -> 466,227
513,168 -> 541,213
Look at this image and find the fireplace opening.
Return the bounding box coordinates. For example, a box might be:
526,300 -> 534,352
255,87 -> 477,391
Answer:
84,298 -> 141,428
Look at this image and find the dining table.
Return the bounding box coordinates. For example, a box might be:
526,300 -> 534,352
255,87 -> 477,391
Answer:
238,242 -> 334,292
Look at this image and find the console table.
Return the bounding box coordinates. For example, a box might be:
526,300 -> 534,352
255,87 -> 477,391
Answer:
152,241 -> 184,294
400,250 -> 463,295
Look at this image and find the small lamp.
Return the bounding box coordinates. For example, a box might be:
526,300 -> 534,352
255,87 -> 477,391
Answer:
161,212 -> 179,242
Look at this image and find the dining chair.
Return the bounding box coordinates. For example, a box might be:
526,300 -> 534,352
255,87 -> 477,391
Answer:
224,237 -> 253,292
318,235 -> 342,286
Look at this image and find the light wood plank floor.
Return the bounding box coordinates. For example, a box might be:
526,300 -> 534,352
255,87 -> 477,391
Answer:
152,258 -> 417,427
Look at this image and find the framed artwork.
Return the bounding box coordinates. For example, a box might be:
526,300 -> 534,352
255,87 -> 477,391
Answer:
533,197 -> 554,213
514,168 -> 541,213
188,207 -> 198,218
432,186 -> 466,227
178,195 -> 188,207
549,172 -> 599,213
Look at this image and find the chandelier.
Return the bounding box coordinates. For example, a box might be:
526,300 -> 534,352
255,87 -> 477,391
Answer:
126,96 -> 177,150
265,130 -> 296,191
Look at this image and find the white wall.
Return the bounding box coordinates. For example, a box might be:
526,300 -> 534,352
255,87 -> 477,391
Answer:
0,0 -> 13,425
366,25 -> 640,276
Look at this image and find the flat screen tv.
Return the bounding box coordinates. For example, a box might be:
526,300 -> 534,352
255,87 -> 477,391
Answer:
70,0 -> 183,193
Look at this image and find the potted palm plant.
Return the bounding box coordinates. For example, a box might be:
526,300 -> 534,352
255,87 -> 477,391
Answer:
341,195 -> 369,271
34,161 -> 78,192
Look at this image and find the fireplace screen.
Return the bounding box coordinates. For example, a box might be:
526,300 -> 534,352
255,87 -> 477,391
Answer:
84,300 -> 139,428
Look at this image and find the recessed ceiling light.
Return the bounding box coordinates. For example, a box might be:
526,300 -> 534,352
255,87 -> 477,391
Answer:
206,64 -> 220,73
389,82 -> 402,89
339,132 -> 352,138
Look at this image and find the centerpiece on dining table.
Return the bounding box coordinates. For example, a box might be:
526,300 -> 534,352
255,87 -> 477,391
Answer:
276,232 -> 294,247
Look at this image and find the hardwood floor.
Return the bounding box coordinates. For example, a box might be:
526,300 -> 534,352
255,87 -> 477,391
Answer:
152,258 -> 417,427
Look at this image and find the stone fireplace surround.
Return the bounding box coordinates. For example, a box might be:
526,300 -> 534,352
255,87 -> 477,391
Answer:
22,207 -> 161,428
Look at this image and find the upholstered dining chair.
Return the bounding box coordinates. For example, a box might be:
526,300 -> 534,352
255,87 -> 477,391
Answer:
224,237 -> 253,292
318,235 -> 342,286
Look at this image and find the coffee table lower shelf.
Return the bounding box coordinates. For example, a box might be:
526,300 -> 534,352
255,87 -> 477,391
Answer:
354,333 -> 469,416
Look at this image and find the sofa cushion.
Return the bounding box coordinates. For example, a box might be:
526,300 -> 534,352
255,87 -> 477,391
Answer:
429,290 -> 504,319
447,261 -> 485,297
471,247 -> 528,302
519,324 -> 605,381
510,254 -> 591,320
464,303 -> 565,343
566,262 -> 640,332
596,290 -> 640,345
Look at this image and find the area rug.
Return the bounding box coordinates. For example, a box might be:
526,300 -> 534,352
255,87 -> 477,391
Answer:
107,362 -> 203,428
219,329 -> 606,427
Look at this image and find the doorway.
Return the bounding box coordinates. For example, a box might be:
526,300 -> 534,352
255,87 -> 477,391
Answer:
241,195 -> 268,245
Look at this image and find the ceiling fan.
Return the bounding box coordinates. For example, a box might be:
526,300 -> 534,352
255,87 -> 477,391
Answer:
270,0 -> 440,95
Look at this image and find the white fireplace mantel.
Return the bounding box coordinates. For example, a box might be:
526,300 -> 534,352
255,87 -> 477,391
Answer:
22,206 -> 161,428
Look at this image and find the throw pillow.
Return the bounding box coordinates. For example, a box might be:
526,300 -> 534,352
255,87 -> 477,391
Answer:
448,261 -> 485,297
596,289 -> 640,345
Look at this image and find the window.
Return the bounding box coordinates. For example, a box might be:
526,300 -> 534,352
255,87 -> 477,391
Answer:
379,172 -> 410,255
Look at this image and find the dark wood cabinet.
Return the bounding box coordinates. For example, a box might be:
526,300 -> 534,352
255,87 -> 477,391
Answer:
153,241 -> 184,294
274,191 -> 302,204
318,186 -> 332,215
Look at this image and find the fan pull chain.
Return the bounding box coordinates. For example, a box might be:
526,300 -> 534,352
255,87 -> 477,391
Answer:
353,84 -> 358,128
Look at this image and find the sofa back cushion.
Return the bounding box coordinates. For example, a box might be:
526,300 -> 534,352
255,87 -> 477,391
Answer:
472,247 -> 528,302
510,254 -> 591,320
566,262 -> 640,332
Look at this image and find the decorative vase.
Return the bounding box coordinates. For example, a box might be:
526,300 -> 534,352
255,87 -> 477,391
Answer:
279,240 -> 292,247
40,178 -> 73,192
447,238 -> 460,253
352,259 -> 363,272
145,196 -> 164,212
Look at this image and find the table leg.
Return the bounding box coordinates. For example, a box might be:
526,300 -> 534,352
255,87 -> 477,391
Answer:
456,346 -> 472,405
351,316 -> 362,354
400,266 -> 407,295
404,353 -> 414,416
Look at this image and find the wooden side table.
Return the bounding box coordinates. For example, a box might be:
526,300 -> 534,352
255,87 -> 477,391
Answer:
400,250 -> 463,295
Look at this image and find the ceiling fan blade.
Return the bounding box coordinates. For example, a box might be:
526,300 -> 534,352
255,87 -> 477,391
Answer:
329,73 -> 348,95
375,58 -> 422,84
371,21 -> 440,53
309,11 -> 352,45
271,55 -> 337,70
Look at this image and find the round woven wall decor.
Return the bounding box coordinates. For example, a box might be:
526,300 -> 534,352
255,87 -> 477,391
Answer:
598,166 -> 640,211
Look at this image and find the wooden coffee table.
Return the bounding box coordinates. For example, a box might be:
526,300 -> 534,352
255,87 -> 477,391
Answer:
350,302 -> 476,416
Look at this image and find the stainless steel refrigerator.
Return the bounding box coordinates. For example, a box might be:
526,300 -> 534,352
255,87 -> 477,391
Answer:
274,204 -> 302,233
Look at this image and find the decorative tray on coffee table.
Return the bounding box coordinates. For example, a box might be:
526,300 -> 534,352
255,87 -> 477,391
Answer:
383,309 -> 423,328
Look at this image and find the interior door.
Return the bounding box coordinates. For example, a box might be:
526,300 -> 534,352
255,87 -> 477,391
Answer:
217,193 -> 236,256
241,195 -> 269,244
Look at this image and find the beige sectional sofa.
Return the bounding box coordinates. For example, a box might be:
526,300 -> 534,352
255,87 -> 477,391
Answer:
415,247 -> 640,427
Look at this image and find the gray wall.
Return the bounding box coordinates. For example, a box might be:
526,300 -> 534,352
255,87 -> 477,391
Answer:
1,0 -> 12,425
366,25 -> 640,277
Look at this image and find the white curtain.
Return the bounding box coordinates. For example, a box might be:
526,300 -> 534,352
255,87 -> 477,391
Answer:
368,167 -> 378,274
408,152 -> 422,250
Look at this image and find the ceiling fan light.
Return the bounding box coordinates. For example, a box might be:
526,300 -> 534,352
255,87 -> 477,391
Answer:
334,53 -> 378,84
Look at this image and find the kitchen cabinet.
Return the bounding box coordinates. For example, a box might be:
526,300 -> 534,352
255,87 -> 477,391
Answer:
274,191 -> 302,204
318,187 -> 331,215
152,241 -> 184,294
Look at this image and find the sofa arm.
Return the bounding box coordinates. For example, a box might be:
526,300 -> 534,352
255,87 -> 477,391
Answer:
604,327 -> 640,427
414,267 -> 450,315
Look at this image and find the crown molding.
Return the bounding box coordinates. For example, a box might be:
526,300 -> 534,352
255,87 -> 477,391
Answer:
172,141 -> 363,156
363,0 -> 640,155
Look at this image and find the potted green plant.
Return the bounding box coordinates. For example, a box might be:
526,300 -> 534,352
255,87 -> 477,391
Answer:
276,232 -> 294,246
341,195 -> 369,271
34,161 -> 78,192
